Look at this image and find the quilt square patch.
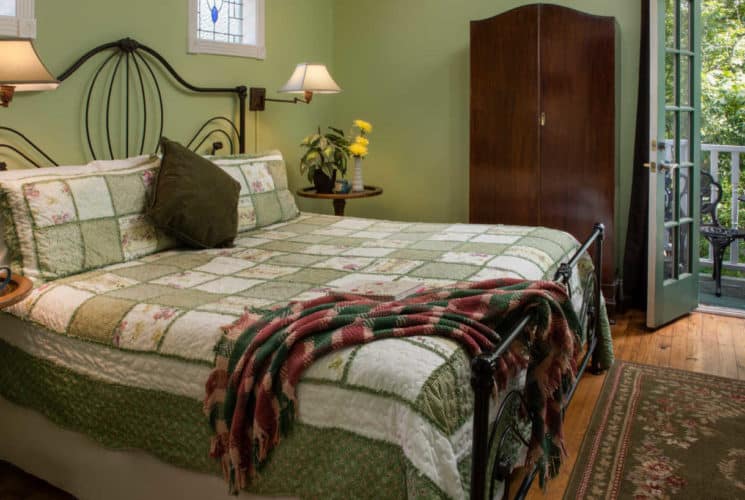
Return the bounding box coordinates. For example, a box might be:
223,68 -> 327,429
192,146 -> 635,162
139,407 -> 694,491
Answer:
364,258 -> 423,275
342,247 -> 396,258
234,248 -> 285,263
326,273 -> 397,288
237,264 -> 299,280
23,181 -> 77,227
106,173 -> 148,215
485,255 -> 543,279
118,215 -> 158,260
470,234 -> 521,245
504,245 -> 554,271
71,273 -> 139,294
29,285 -> 94,333
81,219 -> 125,268
300,244 -> 348,256
242,162 -> 275,193
68,177 -> 115,220
439,251 -> 494,266
155,289 -> 226,308
237,196 -> 257,232
275,268 -> 345,285
36,224 -> 85,277
159,311 -> 238,361
468,268 -> 523,281
68,296 -> 135,344
233,236 -> 271,248
198,295 -> 272,315
195,256 -> 256,275
428,232 -> 472,242
240,281 -> 311,301
253,192 -> 283,226
194,277 -> 264,294
114,304 -> 181,351
348,231 -> 393,240
313,256 -> 374,272
151,271 -> 217,289
410,262 -> 480,280
346,339 -> 446,402
328,218 -> 376,230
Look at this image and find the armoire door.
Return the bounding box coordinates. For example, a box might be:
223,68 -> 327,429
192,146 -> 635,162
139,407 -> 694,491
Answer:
470,5 -> 541,226
539,5 -> 617,288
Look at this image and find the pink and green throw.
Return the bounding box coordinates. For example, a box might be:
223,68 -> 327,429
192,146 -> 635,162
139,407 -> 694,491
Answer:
205,278 -> 583,492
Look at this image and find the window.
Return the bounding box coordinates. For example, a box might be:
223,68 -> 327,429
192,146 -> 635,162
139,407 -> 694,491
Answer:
188,0 -> 265,59
0,0 -> 35,38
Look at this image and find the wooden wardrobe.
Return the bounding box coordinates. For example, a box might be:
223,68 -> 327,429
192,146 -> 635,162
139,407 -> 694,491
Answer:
470,4 -> 620,306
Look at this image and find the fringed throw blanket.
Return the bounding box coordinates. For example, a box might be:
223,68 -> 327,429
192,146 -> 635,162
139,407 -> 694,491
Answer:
204,278 -> 582,493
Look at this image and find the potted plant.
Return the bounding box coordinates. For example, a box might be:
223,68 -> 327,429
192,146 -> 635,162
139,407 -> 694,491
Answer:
299,127 -> 350,193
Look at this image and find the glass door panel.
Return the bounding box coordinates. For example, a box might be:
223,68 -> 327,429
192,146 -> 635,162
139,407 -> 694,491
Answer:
647,0 -> 701,328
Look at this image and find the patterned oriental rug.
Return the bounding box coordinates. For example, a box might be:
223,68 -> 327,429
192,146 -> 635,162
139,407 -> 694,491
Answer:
565,361 -> 745,499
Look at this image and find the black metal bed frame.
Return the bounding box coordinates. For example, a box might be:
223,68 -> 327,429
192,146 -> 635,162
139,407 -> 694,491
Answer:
0,37 -> 246,171
470,223 -> 604,500
0,38 -> 606,500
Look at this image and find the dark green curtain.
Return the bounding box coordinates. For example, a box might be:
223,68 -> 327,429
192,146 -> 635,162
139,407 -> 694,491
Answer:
623,0 -> 651,309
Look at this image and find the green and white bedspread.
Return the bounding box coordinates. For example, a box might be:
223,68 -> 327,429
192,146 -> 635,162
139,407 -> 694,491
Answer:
0,213 -> 613,499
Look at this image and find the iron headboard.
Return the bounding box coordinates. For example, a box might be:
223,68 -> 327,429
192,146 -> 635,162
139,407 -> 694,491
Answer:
0,37 -> 247,170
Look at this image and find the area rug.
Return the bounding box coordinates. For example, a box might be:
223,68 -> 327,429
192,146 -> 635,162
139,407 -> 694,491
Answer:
564,361 -> 745,499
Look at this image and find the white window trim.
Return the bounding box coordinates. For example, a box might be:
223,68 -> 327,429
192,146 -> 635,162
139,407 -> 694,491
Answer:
0,0 -> 36,38
188,0 -> 265,59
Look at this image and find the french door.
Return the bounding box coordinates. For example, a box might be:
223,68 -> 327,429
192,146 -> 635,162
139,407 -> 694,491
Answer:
647,0 -> 702,328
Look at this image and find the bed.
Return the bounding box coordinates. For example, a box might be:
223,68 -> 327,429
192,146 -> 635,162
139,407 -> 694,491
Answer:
0,39 -> 612,500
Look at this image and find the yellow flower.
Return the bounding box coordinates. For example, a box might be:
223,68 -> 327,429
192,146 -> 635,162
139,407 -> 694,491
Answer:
348,143 -> 368,157
354,136 -> 369,146
354,119 -> 373,134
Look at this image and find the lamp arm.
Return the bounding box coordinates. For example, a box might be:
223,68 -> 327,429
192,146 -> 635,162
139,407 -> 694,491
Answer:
264,97 -> 310,105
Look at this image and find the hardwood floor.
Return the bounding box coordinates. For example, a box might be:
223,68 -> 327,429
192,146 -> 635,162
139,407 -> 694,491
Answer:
526,310 -> 745,499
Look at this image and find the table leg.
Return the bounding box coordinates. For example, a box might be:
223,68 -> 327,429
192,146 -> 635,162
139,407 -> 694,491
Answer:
333,199 -> 346,216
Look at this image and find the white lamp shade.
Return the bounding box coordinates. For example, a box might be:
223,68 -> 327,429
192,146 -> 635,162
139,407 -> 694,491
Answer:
0,39 -> 59,92
278,63 -> 341,94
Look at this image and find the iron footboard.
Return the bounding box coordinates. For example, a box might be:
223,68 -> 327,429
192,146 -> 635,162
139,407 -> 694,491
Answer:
469,223 -> 605,500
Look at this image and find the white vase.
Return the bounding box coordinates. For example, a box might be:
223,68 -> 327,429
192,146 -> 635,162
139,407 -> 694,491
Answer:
352,157 -> 365,192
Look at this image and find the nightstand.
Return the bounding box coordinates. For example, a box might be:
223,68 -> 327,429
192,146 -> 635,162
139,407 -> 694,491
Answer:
0,268 -> 32,310
296,185 -> 383,216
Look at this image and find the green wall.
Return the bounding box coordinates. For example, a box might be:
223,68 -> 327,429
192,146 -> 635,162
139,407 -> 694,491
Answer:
0,0 -> 337,199
331,0 -> 641,271
1,0 -> 641,270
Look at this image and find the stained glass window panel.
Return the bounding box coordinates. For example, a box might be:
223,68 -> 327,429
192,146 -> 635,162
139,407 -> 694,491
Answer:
0,0 -> 16,17
197,0 -> 247,44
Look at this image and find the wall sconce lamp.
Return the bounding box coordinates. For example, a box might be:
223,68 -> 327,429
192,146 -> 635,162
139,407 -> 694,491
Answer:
249,63 -> 341,111
0,39 -> 59,107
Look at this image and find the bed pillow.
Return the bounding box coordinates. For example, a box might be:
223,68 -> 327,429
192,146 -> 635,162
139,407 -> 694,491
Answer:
0,154 -> 176,282
149,138 -> 241,248
206,150 -> 300,232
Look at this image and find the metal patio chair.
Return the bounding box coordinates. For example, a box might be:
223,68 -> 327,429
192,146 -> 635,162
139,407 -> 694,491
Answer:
700,171 -> 745,297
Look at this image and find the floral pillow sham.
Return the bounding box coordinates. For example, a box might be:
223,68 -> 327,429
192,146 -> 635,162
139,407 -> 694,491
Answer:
0,155 -> 176,282
206,150 -> 300,232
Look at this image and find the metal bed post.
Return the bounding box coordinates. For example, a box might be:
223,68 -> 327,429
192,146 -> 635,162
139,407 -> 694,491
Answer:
591,223 -> 605,373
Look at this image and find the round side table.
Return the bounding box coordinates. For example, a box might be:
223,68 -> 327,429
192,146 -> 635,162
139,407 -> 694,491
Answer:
296,185 -> 383,216
0,270 -> 32,310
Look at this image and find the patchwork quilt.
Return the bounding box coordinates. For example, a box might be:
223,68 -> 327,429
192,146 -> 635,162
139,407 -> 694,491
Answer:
1,213 -> 613,499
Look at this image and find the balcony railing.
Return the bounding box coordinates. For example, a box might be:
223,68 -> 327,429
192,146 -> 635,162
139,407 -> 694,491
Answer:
665,141 -> 745,273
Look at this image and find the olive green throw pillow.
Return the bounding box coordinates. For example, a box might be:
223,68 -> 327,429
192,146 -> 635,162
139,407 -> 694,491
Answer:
149,138 -> 240,248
